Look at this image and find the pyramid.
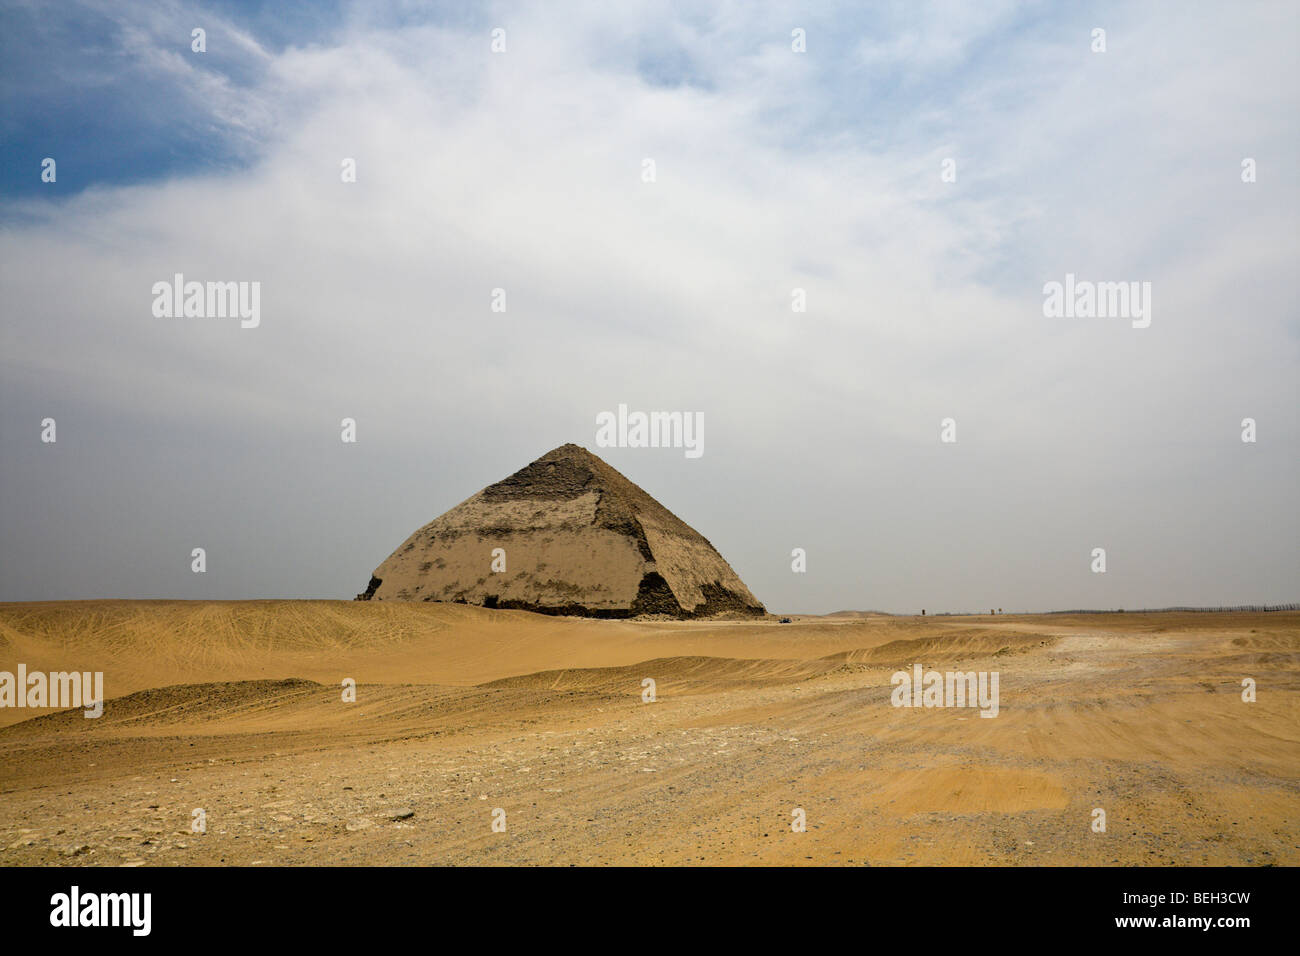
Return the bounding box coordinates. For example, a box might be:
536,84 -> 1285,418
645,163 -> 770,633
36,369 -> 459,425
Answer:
357,444 -> 765,618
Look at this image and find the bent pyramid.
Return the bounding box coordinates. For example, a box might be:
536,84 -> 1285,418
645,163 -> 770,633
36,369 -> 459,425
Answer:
357,443 -> 765,618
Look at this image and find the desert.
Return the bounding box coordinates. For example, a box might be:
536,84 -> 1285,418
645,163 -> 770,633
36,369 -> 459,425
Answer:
1,602 -> 1295,866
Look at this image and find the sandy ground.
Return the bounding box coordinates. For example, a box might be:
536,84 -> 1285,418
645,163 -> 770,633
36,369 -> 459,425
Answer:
0,602 -> 1296,866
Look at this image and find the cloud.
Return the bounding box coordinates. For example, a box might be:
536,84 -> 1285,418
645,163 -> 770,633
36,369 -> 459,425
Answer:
0,0 -> 1296,610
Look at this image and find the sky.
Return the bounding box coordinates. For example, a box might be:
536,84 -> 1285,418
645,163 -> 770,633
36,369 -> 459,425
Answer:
0,0 -> 1296,613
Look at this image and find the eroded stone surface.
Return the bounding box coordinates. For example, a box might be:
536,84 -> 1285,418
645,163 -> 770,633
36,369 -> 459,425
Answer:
358,444 -> 765,618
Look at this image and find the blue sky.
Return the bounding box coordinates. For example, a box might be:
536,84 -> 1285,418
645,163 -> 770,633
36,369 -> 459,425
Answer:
3,1 -> 257,196
4,1 -> 1089,200
0,0 -> 1296,611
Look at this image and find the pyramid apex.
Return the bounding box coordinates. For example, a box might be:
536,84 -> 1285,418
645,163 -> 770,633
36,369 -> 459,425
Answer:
542,442 -> 597,458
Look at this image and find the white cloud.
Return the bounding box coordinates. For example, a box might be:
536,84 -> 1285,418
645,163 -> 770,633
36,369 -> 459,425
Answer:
1,0 -> 1295,609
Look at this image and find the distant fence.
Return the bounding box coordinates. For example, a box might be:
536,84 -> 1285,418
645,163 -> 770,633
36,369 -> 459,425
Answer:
1042,604 -> 1300,614
929,604 -> 1298,616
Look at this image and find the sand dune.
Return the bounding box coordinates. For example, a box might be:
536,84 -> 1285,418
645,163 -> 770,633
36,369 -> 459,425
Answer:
0,600 -> 917,721
0,602 -> 1296,866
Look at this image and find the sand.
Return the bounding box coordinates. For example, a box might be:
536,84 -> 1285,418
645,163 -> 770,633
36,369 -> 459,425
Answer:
0,602 -> 1296,866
